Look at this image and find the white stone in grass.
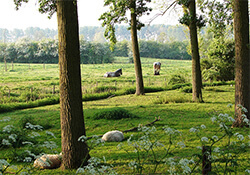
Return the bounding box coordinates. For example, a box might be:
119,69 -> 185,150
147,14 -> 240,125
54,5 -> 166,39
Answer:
102,130 -> 124,142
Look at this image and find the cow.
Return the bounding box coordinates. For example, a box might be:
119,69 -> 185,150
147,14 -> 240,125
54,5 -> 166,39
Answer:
104,68 -> 122,77
153,62 -> 161,75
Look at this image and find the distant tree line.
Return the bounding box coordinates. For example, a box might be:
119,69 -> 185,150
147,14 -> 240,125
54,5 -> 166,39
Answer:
0,38 -> 114,64
0,37 -> 191,64
0,25 -> 188,43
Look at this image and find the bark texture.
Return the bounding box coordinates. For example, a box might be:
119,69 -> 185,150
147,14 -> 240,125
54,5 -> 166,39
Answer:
130,0 -> 145,95
233,0 -> 250,127
57,0 -> 89,169
188,0 -> 203,102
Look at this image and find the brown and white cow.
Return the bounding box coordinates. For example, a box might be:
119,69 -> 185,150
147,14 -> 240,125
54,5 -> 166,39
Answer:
153,62 -> 161,75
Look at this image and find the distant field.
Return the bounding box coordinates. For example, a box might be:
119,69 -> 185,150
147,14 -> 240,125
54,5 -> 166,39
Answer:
0,57 -> 192,105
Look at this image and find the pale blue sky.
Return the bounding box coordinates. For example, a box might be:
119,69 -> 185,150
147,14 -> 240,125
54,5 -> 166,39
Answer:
0,0 -> 179,30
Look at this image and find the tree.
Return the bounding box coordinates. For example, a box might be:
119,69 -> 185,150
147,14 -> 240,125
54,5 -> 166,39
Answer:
232,0 -> 250,127
99,0 -> 152,95
14,0 -> 90,169
179,0 -> 205,102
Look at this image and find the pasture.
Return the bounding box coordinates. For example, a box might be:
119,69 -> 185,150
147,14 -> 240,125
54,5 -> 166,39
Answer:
0,57 -> 249,174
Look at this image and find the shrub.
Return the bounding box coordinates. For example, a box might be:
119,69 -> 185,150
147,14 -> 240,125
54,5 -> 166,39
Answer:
93,107 -> 138,120
179,86 -> 192,93
19,115 -> 36,129
168,74 -> 186,85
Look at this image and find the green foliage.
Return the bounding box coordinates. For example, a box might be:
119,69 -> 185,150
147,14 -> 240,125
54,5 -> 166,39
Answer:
180,86 -> 192,93
139,40 -> 191,60
178,0 -> 206,28
198,0 -> 233,38
92,107 -> 138,120
168,74 -> 186,85
99,0 -> 152,49
200,39 -> 235,81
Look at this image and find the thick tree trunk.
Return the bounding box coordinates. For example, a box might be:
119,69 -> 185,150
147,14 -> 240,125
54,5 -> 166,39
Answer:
188,0 -> 203,102
130,0 -> 145,95
57,0 -> 89,169
233,0 -> 250,127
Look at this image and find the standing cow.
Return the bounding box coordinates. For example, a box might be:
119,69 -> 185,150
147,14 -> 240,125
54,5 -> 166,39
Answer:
153,62 -> 161,75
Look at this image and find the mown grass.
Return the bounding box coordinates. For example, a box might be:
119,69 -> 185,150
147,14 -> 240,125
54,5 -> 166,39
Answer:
0,58 -> 249,174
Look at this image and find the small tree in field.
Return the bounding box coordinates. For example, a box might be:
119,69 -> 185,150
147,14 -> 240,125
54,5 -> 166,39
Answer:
99,0 -> 152,95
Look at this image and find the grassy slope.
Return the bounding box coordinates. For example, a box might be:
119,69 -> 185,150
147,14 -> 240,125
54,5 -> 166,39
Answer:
0,58 -> 249,174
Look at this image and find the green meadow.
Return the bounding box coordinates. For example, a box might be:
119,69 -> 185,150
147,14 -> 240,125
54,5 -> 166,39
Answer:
0,57 -> 249,174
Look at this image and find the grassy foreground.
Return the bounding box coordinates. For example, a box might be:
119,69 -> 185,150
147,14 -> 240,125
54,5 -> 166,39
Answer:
0,58 -> 249,174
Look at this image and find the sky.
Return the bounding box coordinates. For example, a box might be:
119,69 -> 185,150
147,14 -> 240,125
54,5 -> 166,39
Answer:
0,0 -> 180,30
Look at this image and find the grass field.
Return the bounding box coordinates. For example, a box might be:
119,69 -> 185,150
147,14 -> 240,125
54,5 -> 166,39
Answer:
0,57 -> 249,174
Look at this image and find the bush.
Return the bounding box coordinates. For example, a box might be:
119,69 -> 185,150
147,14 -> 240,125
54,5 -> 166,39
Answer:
93,107 -> 138,120
180,86 -> 192,93
168,74 -> 186,85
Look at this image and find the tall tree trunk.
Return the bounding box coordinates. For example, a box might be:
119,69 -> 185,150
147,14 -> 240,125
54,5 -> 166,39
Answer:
188,0 -> 203,102
232,0 -> 250,127
130,0 -> 145,95
57,0 -> 89,169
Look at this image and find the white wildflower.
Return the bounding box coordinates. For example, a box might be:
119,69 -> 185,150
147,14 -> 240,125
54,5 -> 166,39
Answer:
42,141 -> 57,150
0,117 -> 11,122
177,141 -> 186,148
189,127 -> 198,133
243,118 -> 249,124
117,143 -> 123,150
0,159 -> 9,166
227,103 -> 233,108
23,157 -> 32,163
213,147 -> 220,153
2,125 -> 15,133
234,133 -> 244,141
22,141 -> 34,146
228,117 -> 235,122
78,135 -> 87,142
25,123 -> 43,130
46,131 -> 56,138
211,116 -> 217,123
2,139 -> 11,146
128,161 -> 137,170
200,124 -> 206,129
245,169 -> 250,174
28,132 -> 41,138
8,134 -> 17,143
76,168 -> 85,174
212,135 -> 218,141
196,146 -> 202,150
201,137 -> 209,143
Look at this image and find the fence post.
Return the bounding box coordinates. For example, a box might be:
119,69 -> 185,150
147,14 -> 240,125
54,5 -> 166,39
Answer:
43,63 -> 45,69
202,146 -> 211,175
115,81 -> 117,86
52,85 -> 55,94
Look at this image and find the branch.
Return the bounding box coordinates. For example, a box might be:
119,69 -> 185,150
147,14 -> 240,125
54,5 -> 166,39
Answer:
87,116 -> 162,140
148,1 -> 178,25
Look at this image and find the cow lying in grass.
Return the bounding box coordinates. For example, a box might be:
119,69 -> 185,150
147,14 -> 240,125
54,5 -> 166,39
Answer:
104,68 -> 122,77
102,130 -> 124,142
33,153 -> 62,169
153,62 -> 161,75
